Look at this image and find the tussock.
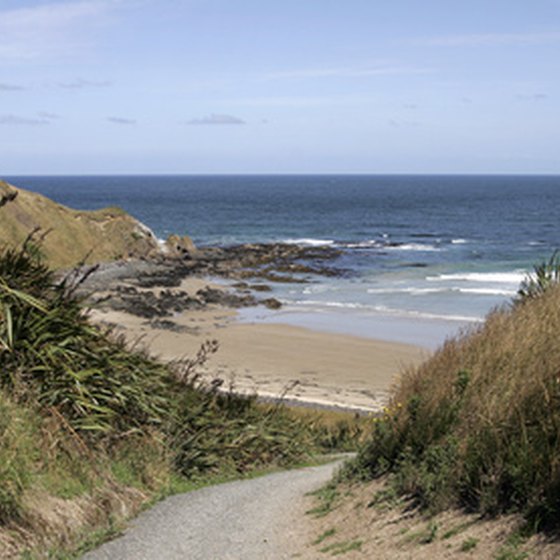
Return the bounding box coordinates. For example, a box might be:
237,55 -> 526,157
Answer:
348,275 -> 560,529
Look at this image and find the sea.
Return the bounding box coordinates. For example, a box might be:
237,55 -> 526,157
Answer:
7,175 -> 560,349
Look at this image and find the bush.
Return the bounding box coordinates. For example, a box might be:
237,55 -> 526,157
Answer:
0,244 -> 173,438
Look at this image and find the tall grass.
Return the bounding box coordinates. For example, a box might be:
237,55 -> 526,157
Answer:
347,272 -> 560,529
0,391 -> 37,523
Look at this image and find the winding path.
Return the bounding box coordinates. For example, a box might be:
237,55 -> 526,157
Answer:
83,460 -> 343,560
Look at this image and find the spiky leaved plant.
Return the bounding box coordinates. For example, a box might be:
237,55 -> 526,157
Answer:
0,241 -> 173,438
516,250 -> 560,303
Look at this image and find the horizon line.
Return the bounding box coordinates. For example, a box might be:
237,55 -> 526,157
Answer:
4,171 -> 560,178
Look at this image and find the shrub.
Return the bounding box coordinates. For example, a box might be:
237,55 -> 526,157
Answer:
0,249 -> 173,438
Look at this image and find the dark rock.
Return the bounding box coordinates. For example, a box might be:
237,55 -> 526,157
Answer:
249,283 -> 272,292
149,319 -> 199,334
100,286 -> 204,318
196,286 -> 257,308
165,234 -> 198,259
83,241 -> 350,318
0,182 -> 18,208
261,298 -> 282,310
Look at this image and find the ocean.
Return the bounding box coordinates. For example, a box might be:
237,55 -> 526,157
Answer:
7,174 -> 560,348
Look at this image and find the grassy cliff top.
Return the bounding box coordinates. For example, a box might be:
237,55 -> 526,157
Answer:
0,180 -> 160,268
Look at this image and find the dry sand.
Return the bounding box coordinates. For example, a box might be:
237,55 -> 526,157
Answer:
89,278 -> 428,412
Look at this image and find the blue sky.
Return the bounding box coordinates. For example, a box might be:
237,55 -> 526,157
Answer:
1,0 -> 559,174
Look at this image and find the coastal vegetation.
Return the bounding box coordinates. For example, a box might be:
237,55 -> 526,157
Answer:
0,242 -> 362,558
0,181 -> 159,268
343,254 -> 560,532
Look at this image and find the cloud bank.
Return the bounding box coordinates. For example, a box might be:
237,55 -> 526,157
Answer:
37,111 -> 61,120
187,114 -> 245,125
416,31 -> 560,47
0,83 -> 25,91
0,1 -> 112,62
0,114 -> 49,126
58,78 -> 112,89
107,116 -> 136,125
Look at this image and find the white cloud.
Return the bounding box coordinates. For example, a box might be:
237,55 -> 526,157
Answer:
0,82 -> 25,91
265,64 -> 433,80
0,1 -> 107,29
0,1 -> 115,62
58,78 -> 112,89
416,31 -> 560,47
0,114 -> 49,126
516,93 -> 548,101
37,111 -> 62,119
107,116 -> 136,125
186,114 -> 246,125
389,119 -> 420,128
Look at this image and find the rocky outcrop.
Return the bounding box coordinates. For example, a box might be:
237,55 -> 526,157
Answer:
0,180 -> 161,268
0,182 -> 18,208
90,281 -> 282,320
165,234 -> 198,259
181,242 -> 347,283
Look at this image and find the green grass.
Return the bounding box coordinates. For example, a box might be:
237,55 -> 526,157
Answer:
460,537 -> 479,552
367,485 -> 401,511
319,539 -> 363,555
493,531 -> 530,560
306,483 -> 340,518
401,521 -> 438,545
0,391 -> 37,522
21,518 -> 125,560
420,521 -> 438,544
312,528 -> 337,546
442,519 -> 477,539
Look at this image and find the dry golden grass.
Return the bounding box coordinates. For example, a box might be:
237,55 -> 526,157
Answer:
349,284 -> 560,528
0,181 -> 158,268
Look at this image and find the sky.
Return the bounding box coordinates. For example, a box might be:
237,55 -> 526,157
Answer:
1,0 -> 560,174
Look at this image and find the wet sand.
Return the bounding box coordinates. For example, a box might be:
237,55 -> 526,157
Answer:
89,278 -> 428,412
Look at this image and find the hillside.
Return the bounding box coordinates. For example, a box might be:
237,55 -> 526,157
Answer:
0,180 -> 160,268
0,242 -> 363,558
303,259 -> 560,558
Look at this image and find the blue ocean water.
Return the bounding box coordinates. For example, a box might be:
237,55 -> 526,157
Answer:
7,175 -> 560,347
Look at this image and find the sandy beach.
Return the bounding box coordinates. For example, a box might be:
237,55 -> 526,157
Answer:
89,278 -> 428,413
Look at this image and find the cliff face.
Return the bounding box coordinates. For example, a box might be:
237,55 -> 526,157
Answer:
0,180 -> 161,268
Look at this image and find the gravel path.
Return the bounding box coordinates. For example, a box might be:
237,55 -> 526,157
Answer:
83,460 -> 345,560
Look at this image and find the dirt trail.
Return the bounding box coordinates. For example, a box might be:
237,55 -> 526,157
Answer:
82,460 -> 344,560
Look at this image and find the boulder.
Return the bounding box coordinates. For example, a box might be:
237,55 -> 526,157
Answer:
0,182 -> 17,208
165,234 -> 198,259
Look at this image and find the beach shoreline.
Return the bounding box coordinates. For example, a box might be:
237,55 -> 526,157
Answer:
88,273 -> 429,413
